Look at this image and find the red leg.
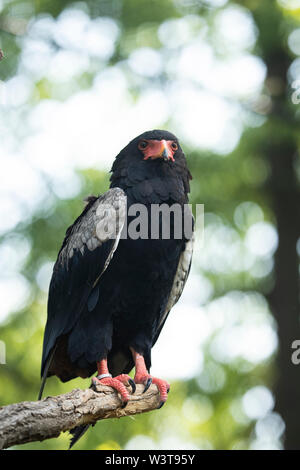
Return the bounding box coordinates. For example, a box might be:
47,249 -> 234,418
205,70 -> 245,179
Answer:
92,359 -> 135,407
131,349 -> 170,408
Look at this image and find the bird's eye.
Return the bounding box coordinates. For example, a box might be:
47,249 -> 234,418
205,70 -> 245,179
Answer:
138,140 -> 148,150
171,142 -> 178,151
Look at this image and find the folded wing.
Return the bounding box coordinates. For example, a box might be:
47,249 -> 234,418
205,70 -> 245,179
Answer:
39,188 -> 126,396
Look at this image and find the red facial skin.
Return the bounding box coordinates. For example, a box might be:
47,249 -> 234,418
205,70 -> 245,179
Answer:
138,139 -> 177,162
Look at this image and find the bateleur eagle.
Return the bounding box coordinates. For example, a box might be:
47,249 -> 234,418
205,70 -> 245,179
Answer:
39,129 -> 194,446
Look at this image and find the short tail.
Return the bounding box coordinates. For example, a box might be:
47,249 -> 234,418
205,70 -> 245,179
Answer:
69,424 -> 91,449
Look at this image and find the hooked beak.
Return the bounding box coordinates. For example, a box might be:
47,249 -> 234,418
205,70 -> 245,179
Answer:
160,141 -> 169,161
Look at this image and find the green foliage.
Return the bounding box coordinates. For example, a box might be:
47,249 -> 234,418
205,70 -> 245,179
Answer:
0,0 -> 299,450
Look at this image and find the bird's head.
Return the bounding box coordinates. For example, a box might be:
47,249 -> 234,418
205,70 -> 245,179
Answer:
135,130 -> 179,162
112,130 -> 184,166
133,129 -> 180,163
110,130 -> 192,202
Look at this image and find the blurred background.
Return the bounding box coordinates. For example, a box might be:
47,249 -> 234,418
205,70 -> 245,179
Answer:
1,0 -> 300,450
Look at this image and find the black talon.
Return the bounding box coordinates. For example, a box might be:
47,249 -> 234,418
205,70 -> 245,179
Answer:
157,401 -> 165,409
121,400 -> 128,409
128,378 -> 136,394
91,377 -> 98,390
167,387 -> 170,394
143,377 -> 152,393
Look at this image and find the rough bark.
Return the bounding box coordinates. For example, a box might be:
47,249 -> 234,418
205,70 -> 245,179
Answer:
0,384 -> 161,449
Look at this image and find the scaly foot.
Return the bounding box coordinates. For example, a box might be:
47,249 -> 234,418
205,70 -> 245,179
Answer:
131,349 -> 170,408
134,372 -> 170,408
92,361 -> 135,408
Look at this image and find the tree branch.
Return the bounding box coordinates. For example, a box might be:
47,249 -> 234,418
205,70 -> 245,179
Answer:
0,384 -> 161,449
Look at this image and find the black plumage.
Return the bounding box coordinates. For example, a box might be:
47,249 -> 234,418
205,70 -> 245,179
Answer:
39,130 -> 194,429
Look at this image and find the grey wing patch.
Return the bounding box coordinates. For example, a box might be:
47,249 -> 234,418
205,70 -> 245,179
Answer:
38,189 -> 126,394
60,187 -> 127,276
94,188 -> 127,279
158,232 -> 194,330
